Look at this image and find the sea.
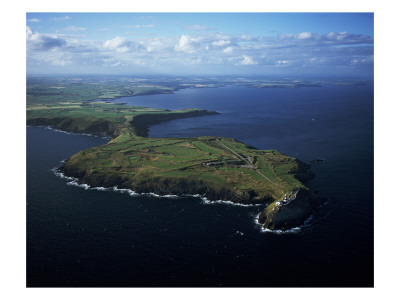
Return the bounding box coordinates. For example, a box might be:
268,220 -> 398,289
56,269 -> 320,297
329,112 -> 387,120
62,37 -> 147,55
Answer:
27,84 -> 374,287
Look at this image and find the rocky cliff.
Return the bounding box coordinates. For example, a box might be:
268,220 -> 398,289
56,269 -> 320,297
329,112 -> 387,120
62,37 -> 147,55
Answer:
258,189 -> 326,230
27,117 -> 121,138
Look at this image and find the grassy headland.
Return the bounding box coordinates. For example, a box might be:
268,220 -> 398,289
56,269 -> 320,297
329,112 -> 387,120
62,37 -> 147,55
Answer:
59,133 -> 312,204
27,77 -> 324,230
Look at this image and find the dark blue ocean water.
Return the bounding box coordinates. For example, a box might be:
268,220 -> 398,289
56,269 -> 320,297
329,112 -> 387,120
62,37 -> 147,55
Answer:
27,85 -> 373,287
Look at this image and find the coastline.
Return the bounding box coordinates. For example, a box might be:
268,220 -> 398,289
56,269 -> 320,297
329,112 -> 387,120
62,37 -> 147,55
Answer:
52,163 -> 264,208
30,125 -> 112,140
53,160 -> 319,234
30,123 -> 323,232
27,85 -> 324,232
253,212 -> 315,234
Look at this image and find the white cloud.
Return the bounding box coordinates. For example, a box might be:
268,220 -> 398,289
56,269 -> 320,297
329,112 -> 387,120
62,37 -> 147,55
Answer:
237,55 -> 256,65
240,34 -> 252,40
26,27 -> 373,75
103,36 -> 130,52
278,31 -> 372,46
223,46 -> 233,54
326,32 -> 350,41
65,26 -> 87,32
26,26 -> 34,37
52,59 -> 70,66
298,32 -> 312,39
350,55 -> 374,65
102,58 -> 122,67
26,26 -> 67,51
212,40 -> 230,47
117,47 -> 130,53
308,57 -> 321,64
32,51 -> 73,66
27,18 -> 40,23
336,32 -> 348,41
145,39 -> 164,52
52,16 -> 71,21
326,32 -> 336,39
175,35 -> 203,53
186,24 -> 212,31
276,60 -> 291,65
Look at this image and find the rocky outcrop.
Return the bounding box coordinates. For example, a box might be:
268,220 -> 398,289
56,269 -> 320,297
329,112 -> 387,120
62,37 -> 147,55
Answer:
258,189 -> 326,231
291,159 -> 315,182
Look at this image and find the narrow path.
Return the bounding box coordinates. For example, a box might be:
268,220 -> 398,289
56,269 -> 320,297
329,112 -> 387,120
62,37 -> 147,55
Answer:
255,169 -> 276,185
215,139 -> 246,163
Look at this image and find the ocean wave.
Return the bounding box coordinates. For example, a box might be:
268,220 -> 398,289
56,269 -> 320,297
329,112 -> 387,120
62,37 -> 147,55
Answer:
253,212 -> 314,234
66,181 -> 90,190
235,230 -> 244,236
52,168 -> 203,200
147,192 -> 178,198
52,167 -> 75,181
35,125 -> 111,140
52,167 -> 264,207
92,186 -> 111,191
201,198 -> 263,207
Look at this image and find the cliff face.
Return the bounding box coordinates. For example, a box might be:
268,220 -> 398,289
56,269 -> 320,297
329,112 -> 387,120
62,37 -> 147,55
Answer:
27,117 -> 121,138
291,159 -> 315,182
58,162 -> 274,204
130,110 -> 220,137
258,189 -> 326,230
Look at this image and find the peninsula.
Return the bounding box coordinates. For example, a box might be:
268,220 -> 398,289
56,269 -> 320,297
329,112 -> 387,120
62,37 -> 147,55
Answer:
27,77 -> 325,231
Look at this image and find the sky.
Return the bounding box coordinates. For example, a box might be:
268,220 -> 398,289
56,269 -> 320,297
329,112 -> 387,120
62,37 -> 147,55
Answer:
26,13 -> 374,77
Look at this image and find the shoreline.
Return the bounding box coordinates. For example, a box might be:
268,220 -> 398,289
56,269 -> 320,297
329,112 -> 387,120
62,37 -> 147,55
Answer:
30,124 -> 321,232
31,125 -> 112,140
253,212 -> 315,234
52,164 -> 265,208
86,84 -> 226,107
53,163 -> 319,234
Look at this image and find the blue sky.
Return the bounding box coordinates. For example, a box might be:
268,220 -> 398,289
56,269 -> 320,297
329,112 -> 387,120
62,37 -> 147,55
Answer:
26,13 -> 374,77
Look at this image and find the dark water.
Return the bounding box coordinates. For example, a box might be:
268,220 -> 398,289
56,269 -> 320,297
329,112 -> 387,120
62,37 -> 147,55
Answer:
27,85 -> 373,287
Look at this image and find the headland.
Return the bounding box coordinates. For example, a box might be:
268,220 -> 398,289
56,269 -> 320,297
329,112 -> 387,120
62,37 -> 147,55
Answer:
27,77 -> 326,231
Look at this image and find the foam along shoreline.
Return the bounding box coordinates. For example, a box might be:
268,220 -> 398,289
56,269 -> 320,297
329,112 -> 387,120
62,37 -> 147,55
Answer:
52,167 -> 264,207
253,212 -> 314,234
39,125 -> 111,140
201,199 -> 263,207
